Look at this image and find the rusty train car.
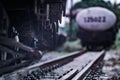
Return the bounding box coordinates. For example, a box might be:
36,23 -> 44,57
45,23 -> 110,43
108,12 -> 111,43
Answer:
0,0 -> 67,50
0,0 -> 67,73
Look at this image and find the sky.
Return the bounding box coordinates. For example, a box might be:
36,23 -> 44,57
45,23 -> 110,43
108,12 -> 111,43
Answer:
59,0 -> 120,27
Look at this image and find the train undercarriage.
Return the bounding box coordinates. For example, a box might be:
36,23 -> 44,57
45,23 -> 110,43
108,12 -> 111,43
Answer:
77,27 -> 117,50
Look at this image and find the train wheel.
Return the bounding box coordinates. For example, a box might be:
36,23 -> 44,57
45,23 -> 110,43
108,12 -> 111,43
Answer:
86,45 -> 103,51
86,45 -> 93,51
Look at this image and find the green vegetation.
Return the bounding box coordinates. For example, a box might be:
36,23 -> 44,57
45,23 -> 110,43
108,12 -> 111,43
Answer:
114,32 -> 120,48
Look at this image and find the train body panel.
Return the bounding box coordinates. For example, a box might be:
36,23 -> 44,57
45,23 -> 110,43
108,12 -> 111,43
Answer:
76,7 -> 117,31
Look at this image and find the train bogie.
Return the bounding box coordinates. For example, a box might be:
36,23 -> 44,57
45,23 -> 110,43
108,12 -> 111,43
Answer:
77,28 -> 116,50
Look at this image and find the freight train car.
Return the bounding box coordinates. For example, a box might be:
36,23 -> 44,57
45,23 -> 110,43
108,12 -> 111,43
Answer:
70,0 -> 120,50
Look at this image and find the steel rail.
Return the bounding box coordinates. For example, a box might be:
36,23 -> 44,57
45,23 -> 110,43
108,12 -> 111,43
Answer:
8,50 -> 87,77
72,50 -> 105,80
58,69 -> 78,80
23,50 -> 87,71
0,50 -> 86,77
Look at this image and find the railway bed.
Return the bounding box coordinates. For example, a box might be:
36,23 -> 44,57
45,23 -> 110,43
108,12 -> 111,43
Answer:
0,50 -> 112,80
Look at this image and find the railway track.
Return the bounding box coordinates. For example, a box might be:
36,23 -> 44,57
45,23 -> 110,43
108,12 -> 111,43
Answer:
0,50 -> 105,80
